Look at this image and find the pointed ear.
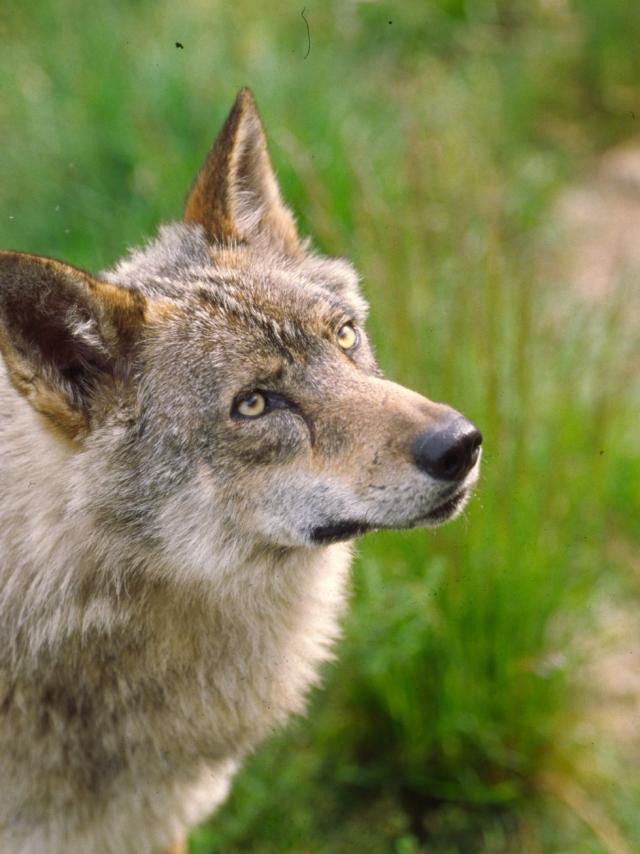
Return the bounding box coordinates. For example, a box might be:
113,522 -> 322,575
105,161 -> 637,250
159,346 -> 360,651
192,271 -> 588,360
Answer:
0,252 -> 146,439
184,88 -> 302,255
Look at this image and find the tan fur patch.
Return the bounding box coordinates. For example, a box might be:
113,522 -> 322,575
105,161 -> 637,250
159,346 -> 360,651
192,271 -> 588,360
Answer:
0,251 -> 149,438
0,338 -> 89,439
184,88 -> 302,256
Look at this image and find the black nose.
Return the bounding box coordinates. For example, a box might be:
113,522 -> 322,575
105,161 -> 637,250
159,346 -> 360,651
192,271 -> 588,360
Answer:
412,417 -> 482,481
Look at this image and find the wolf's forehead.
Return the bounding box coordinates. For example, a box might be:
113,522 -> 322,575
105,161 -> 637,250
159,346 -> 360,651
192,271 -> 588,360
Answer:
103,223 -> 366,345
190,271 -> 344,348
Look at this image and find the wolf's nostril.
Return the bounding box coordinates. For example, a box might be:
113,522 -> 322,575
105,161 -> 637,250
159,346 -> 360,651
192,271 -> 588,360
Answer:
412,417 -> 482,481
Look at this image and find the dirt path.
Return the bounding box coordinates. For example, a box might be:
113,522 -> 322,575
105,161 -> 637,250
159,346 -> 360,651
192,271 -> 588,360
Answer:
556,147 -> 639,765
540,147 -> 640,853
556,143 -> 640,316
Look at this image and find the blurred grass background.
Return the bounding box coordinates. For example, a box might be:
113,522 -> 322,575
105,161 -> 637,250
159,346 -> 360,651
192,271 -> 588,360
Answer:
1,1 -> 639,851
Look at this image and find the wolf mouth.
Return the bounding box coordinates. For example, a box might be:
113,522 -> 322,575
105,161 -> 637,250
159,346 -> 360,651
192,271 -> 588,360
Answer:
309,520 -> 374,545
309,490 -> 468,545
421,489 -> 468,523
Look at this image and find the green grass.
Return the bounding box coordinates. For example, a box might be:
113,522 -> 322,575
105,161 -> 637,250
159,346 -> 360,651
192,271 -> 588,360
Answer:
2,1 -> 640,851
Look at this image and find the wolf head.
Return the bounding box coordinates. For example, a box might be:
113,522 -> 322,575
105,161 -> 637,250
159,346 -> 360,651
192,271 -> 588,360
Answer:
0,89 -> 481,571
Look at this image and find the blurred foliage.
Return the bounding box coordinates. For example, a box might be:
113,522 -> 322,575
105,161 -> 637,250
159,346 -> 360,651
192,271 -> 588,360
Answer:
1,1 -> 639,851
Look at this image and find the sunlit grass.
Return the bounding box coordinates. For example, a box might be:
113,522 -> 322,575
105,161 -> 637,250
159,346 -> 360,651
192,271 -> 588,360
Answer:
1,2 -> 639,851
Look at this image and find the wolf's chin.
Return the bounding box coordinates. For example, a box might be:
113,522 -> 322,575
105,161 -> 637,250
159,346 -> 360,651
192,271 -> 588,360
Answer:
419,488 -> 469,525
308,488 -> 470,545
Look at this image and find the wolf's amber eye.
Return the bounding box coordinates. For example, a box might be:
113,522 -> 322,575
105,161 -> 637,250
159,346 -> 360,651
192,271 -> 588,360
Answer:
337,322 -> 358,351
236,392 -> 266,418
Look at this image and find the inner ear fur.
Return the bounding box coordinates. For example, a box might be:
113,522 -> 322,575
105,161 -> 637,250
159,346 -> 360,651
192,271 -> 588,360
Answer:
184,88 -> 302,256
0,251 -> 146,438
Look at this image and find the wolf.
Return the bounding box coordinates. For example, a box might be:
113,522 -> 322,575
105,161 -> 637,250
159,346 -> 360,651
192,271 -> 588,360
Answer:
0,88 -> 482,853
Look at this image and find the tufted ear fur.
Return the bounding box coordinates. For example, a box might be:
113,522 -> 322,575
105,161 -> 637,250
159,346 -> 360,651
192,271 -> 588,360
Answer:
0,252 -> 146,439
184,88 -> 302,256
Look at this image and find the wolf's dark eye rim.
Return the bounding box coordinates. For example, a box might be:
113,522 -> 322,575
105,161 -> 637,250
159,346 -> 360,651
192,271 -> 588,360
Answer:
336,321 -> 359,352
231,390 -> 291,420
